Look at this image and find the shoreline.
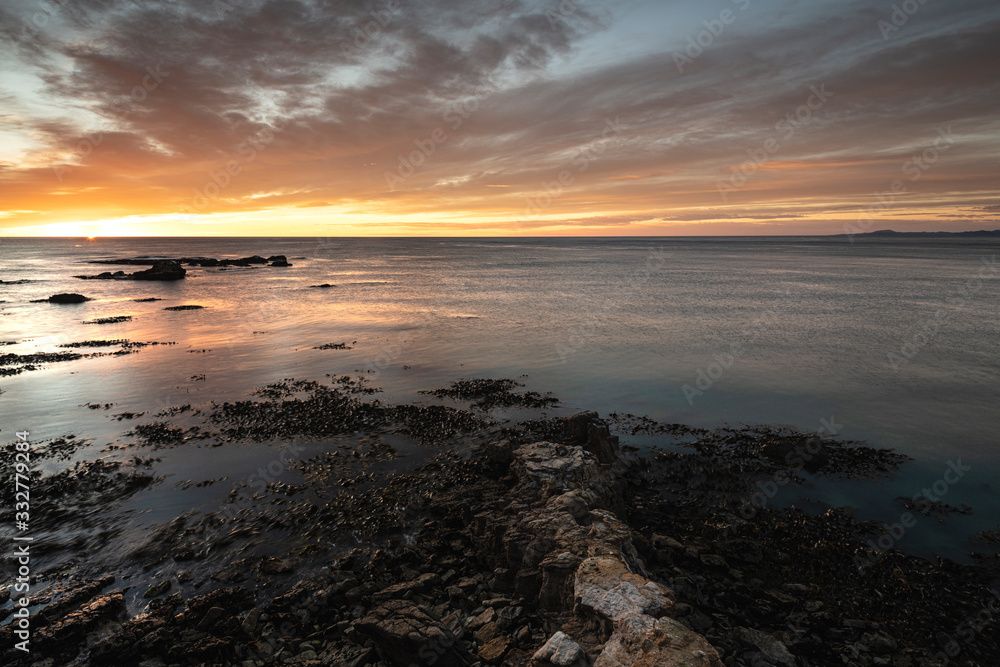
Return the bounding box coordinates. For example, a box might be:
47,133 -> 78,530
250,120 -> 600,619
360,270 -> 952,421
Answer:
2,379 -> 998,665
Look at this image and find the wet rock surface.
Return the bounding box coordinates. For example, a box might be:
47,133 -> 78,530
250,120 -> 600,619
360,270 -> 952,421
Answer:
1,381 -> 998,666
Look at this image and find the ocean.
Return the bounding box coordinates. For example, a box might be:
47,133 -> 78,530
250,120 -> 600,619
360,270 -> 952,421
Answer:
1,236 -> 998,578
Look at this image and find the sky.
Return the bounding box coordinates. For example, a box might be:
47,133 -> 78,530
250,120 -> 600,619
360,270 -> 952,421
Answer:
0,0 -> 998,237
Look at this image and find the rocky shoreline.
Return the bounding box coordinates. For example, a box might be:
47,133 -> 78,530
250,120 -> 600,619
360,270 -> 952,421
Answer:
70,254 -> 293,281
2,379 -> 998,666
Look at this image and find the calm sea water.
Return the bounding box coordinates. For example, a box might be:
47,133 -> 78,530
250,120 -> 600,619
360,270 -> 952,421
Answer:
1,236 -> 998,568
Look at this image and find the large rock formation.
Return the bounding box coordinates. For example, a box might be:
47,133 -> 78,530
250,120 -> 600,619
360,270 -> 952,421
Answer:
130,260 -> 186,281
0,412 -> 721,666
480,413 -> 722,667
75,260 -> 186,281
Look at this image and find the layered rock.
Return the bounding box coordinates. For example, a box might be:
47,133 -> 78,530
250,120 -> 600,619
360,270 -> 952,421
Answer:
468,412 -> 722,667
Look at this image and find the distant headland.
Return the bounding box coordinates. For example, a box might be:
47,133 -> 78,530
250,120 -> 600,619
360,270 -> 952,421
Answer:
847,229 -> 1000,238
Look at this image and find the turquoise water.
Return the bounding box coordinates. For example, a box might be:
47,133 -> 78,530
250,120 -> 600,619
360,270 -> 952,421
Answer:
0,236 -> 998,567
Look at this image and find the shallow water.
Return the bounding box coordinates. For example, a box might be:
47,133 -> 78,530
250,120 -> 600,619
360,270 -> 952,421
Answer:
1,235 -> 998,571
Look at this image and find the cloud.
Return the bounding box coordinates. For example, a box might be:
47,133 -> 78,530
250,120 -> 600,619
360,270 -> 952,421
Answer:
1,0 -> 999,235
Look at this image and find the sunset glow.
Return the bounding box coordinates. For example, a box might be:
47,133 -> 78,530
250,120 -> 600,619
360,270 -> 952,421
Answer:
1,0 -> 998,236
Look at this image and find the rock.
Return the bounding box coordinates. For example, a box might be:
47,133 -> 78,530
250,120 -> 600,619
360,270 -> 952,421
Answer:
564,412 -> 620,464
475,621 -> 499,645
864,632 -> 899,656
268,255 -> 291,267
143,580 -> 172,598
185,587 -> 254,619
467,606 -> 495,630
538,551 -> 581,611
731,626 -> 795,666
699,554 -> 728,569
32,576 -> 116,624
374,572 -> 440,599
479,636 -> 512,664
37,592 -> 127,649
74,271 -> 127,280
354,599 -> 471,666
131,261 -> 186,281
574,557 -> 673,635
242,607 -> 261,634
495,605 -> 524,632
259,556 -> 292,574
552,490 -> 591,524
595,615 -> 722,667
41,293 -> 92,304
310,283 -> 336,288
531,631 -> 589,667
197,606 -> 227,631
513,441 -> 603,497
